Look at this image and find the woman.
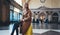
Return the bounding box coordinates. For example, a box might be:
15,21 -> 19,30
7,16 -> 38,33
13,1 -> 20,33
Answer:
21,2 -> 32,35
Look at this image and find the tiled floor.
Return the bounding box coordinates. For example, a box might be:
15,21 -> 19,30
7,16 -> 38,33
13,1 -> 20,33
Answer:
0,23 -> 60,35
0,29 -> 60,35
33,23 -> 60,29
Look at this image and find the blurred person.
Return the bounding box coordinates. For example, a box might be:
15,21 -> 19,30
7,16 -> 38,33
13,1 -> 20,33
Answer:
44,18 -> 49,29
11,21 -> 22,35
21,2 -> 32,35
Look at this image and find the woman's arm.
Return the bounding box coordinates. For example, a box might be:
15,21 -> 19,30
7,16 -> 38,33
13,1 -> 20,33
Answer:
23,11 -> 31,21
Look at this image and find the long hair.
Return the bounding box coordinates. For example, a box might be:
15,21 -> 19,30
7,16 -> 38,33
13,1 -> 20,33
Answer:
23,3 -> 29,11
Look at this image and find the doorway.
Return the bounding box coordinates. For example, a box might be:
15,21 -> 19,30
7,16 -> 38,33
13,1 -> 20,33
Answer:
52,13 -> 58,22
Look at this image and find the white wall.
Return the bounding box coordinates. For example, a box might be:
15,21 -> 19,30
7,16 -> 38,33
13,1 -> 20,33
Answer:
22,0 -> 60,9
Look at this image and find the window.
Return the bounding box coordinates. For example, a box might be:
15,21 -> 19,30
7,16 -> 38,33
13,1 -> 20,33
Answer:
10,5 -> 22,22
19,11 -> 23,20
13,12 -> 18,21
10,10 -> 14,21
10,5 -> 14,21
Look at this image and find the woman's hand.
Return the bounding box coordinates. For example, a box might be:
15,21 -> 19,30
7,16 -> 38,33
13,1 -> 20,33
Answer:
20,19 -> 23,22
20,19 -> 25,22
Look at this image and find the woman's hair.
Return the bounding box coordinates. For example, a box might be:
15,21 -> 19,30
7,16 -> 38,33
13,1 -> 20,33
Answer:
24,3 -> 29,10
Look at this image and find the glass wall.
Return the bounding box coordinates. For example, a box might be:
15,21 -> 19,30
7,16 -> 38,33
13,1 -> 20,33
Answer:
13,7 -> 19,21
10,10 -> 13,21
10,5 -> 23,22
10,5 -> 14,21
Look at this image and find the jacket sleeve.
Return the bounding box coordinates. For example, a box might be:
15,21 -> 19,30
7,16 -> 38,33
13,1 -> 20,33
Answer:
23,11 -> 31,21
